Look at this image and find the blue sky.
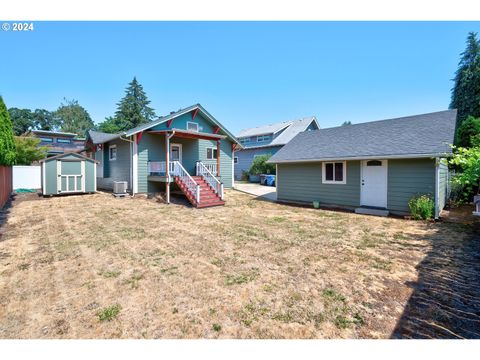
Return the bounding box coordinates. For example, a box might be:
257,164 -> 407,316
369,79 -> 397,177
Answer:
0,21 -> 479,134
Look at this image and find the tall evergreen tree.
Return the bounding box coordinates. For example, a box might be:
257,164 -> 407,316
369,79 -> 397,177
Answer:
32,109 -> 58,131
0,96 -> 17,166
450,32 -> 480,136
114,77 -> 156,130
55,98 -> 94,136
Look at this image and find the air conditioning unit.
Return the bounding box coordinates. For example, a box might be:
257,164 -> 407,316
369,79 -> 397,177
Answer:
113,181 -> 128,195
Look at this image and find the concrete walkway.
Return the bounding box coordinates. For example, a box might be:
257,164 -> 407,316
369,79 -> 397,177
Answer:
233,182 -> 277,201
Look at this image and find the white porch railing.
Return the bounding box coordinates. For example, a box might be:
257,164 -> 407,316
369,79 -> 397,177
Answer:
196,161 -> 224,200
202,162 -> 217,176
173,161 -> 200,203
148,161 -> 176,175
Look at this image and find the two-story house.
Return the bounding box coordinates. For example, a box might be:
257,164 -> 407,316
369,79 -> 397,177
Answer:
234,116 -> 319,180
32,130 -> 86,156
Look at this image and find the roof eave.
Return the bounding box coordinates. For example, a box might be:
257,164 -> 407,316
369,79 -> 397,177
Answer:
268,152 -> 452,164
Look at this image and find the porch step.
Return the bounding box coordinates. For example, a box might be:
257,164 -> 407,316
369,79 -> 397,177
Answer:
174,175 -> 224,209
355,207 -> 389,217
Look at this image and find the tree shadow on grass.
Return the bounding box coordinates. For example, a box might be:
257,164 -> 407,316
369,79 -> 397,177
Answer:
392,213 -> 480,339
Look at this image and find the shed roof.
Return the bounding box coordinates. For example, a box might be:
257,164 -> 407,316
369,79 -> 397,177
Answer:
39,152 -> 99,163
268,110 -> 457,163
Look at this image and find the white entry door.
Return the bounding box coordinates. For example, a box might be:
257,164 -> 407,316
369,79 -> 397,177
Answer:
361,160 -> 388,208
170,143 -> 182,163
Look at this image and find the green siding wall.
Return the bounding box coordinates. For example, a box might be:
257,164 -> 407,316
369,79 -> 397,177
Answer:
150,112 -> 215,133
277,158 -> 438,214
438,161 -> 449,213
137,133 -> 234,193
387,159 -> 435,213
85,160 -> 96,192
44,160 -> 58,195
277,161 -> 361,207
97,139 -> 131,191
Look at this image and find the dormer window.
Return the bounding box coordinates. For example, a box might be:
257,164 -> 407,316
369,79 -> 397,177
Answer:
257,135 -> 271,142
187,121 -> 199,132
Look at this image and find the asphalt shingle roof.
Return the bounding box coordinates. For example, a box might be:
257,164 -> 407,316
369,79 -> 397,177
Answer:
268,110 -> 457,163
87,130 -> 122,144
238,116 -> 318,147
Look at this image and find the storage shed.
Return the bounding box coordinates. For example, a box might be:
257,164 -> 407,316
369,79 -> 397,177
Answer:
40,152 -> 97,196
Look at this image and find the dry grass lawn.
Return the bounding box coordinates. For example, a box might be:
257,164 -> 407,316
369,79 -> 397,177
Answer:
0,190 -> 478,339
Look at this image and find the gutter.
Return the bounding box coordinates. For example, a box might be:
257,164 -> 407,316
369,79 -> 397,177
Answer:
267,153 -> 453,164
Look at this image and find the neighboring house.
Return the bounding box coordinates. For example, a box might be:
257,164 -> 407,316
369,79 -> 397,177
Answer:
234,117 -> 319,180
86,104 -> 242,208
268,110 -> 456,218
32,130 -> 86,156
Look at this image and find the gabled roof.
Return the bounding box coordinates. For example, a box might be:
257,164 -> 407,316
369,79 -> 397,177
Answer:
268,110 -> 457,163
39,151 -> 98,163
237,116 -> 319,148
87,130 -> 122,145
87,104 -> 241,146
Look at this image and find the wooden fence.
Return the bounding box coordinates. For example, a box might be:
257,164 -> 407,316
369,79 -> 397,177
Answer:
0,166 -> 13,209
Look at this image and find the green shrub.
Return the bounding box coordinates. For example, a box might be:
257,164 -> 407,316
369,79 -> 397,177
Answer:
408,194 -> 435,220
248,154 -> 276,175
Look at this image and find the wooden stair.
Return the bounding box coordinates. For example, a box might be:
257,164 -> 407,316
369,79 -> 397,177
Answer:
174,175 -> 225,208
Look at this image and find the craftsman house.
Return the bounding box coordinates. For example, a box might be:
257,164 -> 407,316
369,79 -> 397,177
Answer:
86,104 -> 242,208
268,110 -> 456,218
234,116 -> 319,180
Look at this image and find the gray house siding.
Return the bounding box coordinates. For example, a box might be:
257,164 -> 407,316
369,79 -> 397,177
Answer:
277,158 -> 444,215
234,146 -> 282,180
438,161 -> 449,214
387,158 -> 436,214
97,138 -> 131,191
277,161 -> 361,207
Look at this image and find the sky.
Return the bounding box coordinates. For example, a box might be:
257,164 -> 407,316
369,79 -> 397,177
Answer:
1,21 -> 479,134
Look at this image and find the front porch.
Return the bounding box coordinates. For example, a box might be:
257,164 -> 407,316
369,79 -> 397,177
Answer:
137,129 -> 229,208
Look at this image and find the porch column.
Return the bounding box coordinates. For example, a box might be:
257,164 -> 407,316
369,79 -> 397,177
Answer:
216,140 -> 221,177
165,132 -> 170,204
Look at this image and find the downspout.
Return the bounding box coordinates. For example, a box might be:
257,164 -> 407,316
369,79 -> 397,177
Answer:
120,134 -> 134,194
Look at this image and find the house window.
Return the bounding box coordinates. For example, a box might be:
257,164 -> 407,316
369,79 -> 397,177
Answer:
257,135 -> 271,142
206,147 -> 218,160
240,137 -> 250,144
367,160 -> 382,166
234,157 -> 238,164
187,121 -> 199,132
322,161 -> 346,184
56,138 -> 72,144
39,137 -> 53,143
109,145 -> 117,161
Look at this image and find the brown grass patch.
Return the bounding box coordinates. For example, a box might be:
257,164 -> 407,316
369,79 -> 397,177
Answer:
0,190 -> 477,338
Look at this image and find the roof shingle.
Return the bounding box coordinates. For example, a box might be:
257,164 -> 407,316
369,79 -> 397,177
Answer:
268,110 -> 457,163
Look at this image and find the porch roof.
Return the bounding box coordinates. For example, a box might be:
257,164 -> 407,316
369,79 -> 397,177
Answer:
148,128 -> 227,141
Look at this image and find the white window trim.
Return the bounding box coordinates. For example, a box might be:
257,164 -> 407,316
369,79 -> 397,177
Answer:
187,121 -> 199,132
109,145 -> 117,161
322,161 -> 347,185
206,147 -> 218,160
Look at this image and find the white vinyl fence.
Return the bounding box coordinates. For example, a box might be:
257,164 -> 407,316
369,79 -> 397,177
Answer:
13,165 -> 41,190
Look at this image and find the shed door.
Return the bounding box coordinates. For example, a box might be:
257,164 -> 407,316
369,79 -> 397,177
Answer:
360,160 -> 388,208
57,160 -> 85,194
